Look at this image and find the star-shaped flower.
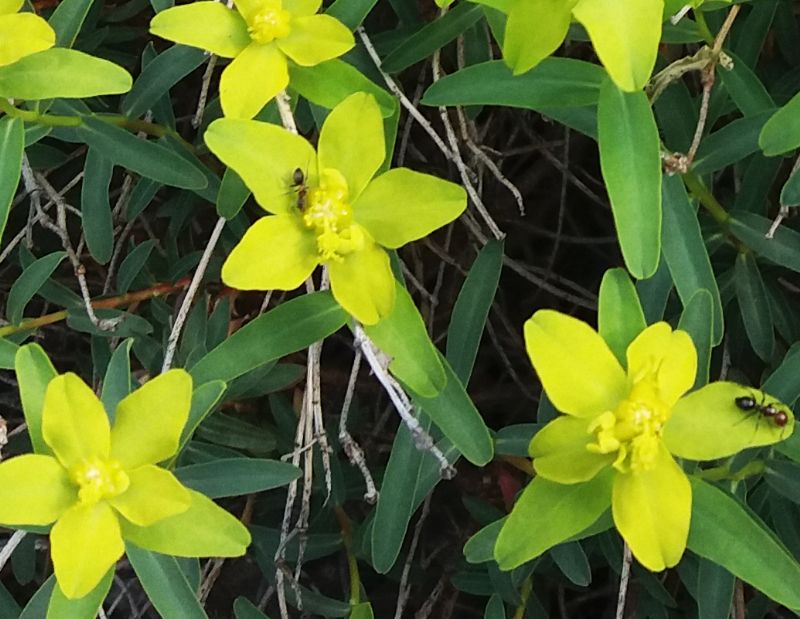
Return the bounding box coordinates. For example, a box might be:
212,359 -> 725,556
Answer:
0,0 -> 55,67
150,0 -> 354,119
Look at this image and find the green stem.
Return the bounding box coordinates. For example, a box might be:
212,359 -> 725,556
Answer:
696,460 -> 766,482
512,577 -> 533,619
682,171 -> 730,226
334,506 -> 362,605
693,9 -> 715,45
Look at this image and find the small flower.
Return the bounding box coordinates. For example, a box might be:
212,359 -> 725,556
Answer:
0,0 -> 55,67
149,0 -> 354,119
495,310 -> 793,572
499,0 -> 663,91
0,370 -> 250,599
204,92 -> 467,324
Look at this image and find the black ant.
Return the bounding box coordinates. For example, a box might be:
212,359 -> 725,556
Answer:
290,167 -> 308,211
735,393 -> 789,428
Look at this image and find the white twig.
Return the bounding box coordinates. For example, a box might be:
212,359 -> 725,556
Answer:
192,54 -> 217,129
615,543 -> 633,619
276,91 -> 298,134
394,496 -> 432,619
0,530 -> 26,572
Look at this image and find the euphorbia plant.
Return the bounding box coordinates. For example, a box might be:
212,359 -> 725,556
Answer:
149,0 -> 354,119
204,92 -> 467,325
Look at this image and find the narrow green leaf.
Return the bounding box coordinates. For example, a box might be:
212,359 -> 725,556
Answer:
422,58 -> 605,109
381,3 -> 483,73
100,339 -> 134,422
0,338 -> 18,370
175,458 -> 301,498
662,175 -> 723,344
551,541 -> 591,587
48,0 -> 93,47
77,117 -> 207,189
597,79 -> 662,279
0,49 -> 132,99
759,90 -> 800,156
484,595 -> 505,619
46,570 -> 113,619
719,51 -> 774,117
126,544 -> 209,619
216,168 -> 250,219
15,343 -> 58,454
6,251 -> 66,324
677,289 -> 713,389
0,117 -> 23,244
364,283 -> 446,397
177,381 -> 228,454
234,597 -> 270,619
696,558 -> 734,619
325,0 -> 377,29
693,111 -> 773,174
729,212 -> 800,274
765,459 -> 800,505
764,343 -> 800,405
464,519 -> 505,564
598,267 -> 645,364
779,164 -> 800,207
123,45 -> 206,118
81,148 -> 114,264
734,252 -> 774,361
18,577 -> 56,619
349,602 -> 374,619
190,292 -> 347,384
446,239 -> 504,384
117,239 -> 156,294
688,477 -> 800,612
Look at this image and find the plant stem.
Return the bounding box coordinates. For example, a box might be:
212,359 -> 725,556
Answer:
334,506 -> 362,605
682,171 -> 729,226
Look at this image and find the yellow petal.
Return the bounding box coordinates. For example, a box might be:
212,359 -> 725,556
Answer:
51,502 -> 124,599
524,310 -> 627,417
283,0 -> 321,17
220,42 -> 288,119
0,13 -> 54,67
42,373 -> 111,469
612,444 -> 690,571
110,370 -> 192,469
0,454 -> 75,525
276,14 -> 354,66
530,416 -> 614,483
149,2 -> 251,58
327,234 -> 395,325
0,0 -> 22,16
109,465 -> 190,526
318,92 -> 384,201
222,215 -> 319,290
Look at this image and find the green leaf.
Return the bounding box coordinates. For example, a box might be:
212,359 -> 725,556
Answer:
76,117 -> 207,190
46,569 -> 113,619
100,339 -> 134,422
123,44 -> 206,119
764,344 -> 800,406
734,252 -> 773,361
759,86 -> 800,156
484,595 -> 505,619
696,558 -> 734,619
464,518 -> 505,563
408,354 -> 493,465
677,289 -> 713,389
216,168 -> 250,219
688,477 -> 800,612
117,239 -> 156,294
0,49 -> 132,99
81,148 -> 114,264
495,471 -> 613,570
597,79 -> 661,279
551,541 -> 591,587
729,212 -> 800,273
48,0 -> 93,47
0,338 -> 18,370
190,292 -> 347,384
325,0 -> 377,29
290,60 -> 396,118
422,58 -> 605,109
175,458 -> 301,498
126,544 -> 209,619
15,343 -> 57,454
446,239 -> 504,384
779,164 -> 800,207
662,175 -> 723,345
363,282 -> 446,397
177,380 -> 228,454
0,116 -> 23,245
381,3 -> 483,73
234,597 -> 270,619
349,602 -> 374,619
693,110 -> 773,174
19,577 -> 55,619
597,267 -> 645,364
765,459 -> 800,505
6,251 -> 66,325
718,51 -> 774,117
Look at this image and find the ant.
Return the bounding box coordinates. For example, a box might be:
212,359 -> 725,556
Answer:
290,167 -> 308,211
734,392 -> 789,428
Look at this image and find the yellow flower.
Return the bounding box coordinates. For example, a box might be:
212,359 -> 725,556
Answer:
150,0 -> 354,119
0,0 -> 55,67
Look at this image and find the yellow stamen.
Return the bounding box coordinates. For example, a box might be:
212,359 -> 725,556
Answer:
70,457 -> 129,505
247,0 -> 291,43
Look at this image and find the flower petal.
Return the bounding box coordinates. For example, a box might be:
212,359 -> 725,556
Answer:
109,370 -> 192,469
109,465 -> 190,527
276,14 -> 354,66
0,455 -> 75,525
205,117 -> 317,214
626,322 -> 696,408
119,490 -> 251,557
317,92 -> 384,201
51,502 -> 124,599
353,169 -> 466,248
572,0 -> 662,92
0,0 -> 23,16
612,444 -> 690,571
283,0 -> 321,17
530,415 -> 614,483
524,310 -> 627,417
0,13 -> 55,67
149,2 -> 251,58
328,234 -> 395,325
663,382 -> 794,460
502,0 -> 574,75
222,215 -> 319,290
42,373 -> 110,469
220,42 -> 288,119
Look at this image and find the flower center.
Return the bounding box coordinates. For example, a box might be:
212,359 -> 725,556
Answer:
247,0 -> 292,43
300,168 -> 365,262
586,369 -> 668,474
69,457 -> 129,505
